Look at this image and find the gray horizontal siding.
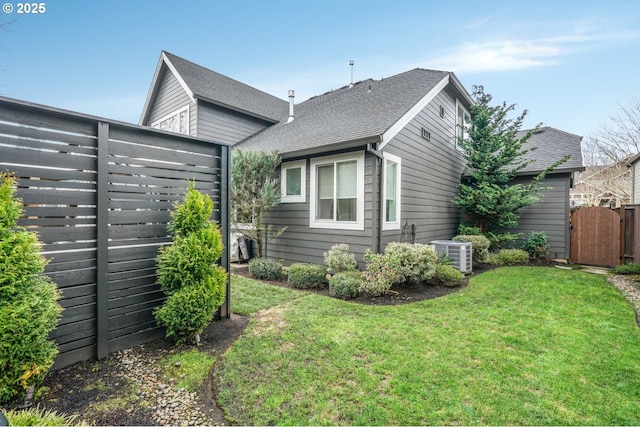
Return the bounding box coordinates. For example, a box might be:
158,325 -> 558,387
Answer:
381,88 -> 466,247
263,151 -> 374,267
146,67 -> 196,136
503,174 -> 571,259
196,102 -> 272,145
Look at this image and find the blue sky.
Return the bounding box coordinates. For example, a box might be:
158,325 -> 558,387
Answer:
1,0 -> 639,138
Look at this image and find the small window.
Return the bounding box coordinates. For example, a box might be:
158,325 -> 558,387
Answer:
456,100 -> 471,151
281,160 -> 306,203
310,152 -> 365,230
382,152 -> 401,231
151,105 -> 190,135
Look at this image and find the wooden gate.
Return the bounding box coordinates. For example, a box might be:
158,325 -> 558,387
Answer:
570,207 -> 620,267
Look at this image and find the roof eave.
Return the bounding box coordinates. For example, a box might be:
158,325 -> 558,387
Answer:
139,51 -> 195,126
279,136 -> 382,160
195,94 -> 281,123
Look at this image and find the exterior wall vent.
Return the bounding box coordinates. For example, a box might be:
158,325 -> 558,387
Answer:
421,127 -> 431,141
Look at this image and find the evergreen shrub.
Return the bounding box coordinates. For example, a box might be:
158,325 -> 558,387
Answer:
155,182 -> 227,345
613,263 -> 640,275
522,231 -> 551,260
248,258 -> 286,281
323,244 -> 358,273
453,234 -> 490,263
0,172 -> 62,404
288,263 -> 327,289
329,271 -> 363,299
433,264 -> 464,287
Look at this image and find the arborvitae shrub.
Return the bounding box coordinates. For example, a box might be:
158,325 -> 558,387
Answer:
287,263 -> 327,289
155,182 -> 227,345
0,172 -> 62,404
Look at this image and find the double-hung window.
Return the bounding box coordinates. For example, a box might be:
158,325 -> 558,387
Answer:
310,152 -> 364,230
456,100 -> 470,151
280,160 -> 306,203
382,152 -> 401,230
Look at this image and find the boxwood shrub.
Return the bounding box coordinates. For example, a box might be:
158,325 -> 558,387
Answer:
329,271 -> 363,299
288,263 -> 327,289
323,243 -> 358,273
249,258 -> 286,281
433,264 -> 464,287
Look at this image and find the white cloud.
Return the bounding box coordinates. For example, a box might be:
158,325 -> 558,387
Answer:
427,27 -> 640,73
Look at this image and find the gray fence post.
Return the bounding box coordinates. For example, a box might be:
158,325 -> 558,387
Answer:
96,122 -> 109,359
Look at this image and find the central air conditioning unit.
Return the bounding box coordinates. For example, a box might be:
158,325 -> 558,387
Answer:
430,240 -> 472,273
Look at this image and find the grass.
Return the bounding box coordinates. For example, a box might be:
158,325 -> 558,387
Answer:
219,267 -> 640,425
230,274 -> 307,315
159,348 -> 217,392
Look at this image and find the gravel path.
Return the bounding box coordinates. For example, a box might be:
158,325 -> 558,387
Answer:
607,274 -> 640,321
112,348 -> 217,426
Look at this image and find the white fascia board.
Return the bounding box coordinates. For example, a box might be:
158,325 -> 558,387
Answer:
379,75 -> 450,150
139,52 -> 195,125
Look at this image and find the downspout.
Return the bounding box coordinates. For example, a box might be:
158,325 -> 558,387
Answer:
367,142 -> 384,254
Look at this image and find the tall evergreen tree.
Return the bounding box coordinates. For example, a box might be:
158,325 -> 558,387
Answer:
230,149 -> 286,258
454,86 -> 569,234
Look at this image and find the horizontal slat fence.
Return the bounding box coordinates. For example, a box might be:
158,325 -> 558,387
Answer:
0,97 -> 231,369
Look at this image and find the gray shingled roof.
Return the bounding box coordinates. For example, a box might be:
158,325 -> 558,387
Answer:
517,127 -> 584,174
164,51 -> 288,122
236,68 -> 450,155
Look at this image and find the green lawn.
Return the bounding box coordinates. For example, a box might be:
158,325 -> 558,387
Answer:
222,268 -> 640,425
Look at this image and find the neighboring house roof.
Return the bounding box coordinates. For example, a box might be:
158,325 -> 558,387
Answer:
237,68 -> 473,157
517,127 -> 585,174
140,51 -> 288,124
627,152 -> 640,166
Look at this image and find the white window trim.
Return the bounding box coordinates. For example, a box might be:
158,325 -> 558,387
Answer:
309,151 -> 365,231
382,152 -> 402,231
280,160 -> 306,203
456,100 -> 470,151
151,104 -> 190,135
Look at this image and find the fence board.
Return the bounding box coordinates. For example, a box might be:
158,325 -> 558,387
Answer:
0,96 -> 231,369
570,206 -> 621,267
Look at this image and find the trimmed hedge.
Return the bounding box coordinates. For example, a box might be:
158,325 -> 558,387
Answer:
329,271 -> 363,299
249,258 -> 286,281
288,263 -> 327,289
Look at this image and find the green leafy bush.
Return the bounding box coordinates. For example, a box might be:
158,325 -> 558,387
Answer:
323,244 -> 358,273
457,223 -> 481,235
329,271 -> 363,299
362,243 -> 438,296
488,249 -> 529,266
453,234 -> 490,263
0,172 -> 63,405
155,182 -> 227,345
288,263 -> 327,289
486,231 -> 521,251
613,263 -> 640,275
248,258 -> 286,281
522,231 -> 551,260
433,264 -> 464,287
